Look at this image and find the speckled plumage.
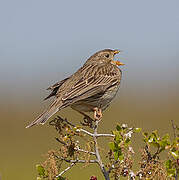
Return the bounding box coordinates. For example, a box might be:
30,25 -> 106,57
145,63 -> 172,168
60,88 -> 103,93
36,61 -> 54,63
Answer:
26,49 -> 123,128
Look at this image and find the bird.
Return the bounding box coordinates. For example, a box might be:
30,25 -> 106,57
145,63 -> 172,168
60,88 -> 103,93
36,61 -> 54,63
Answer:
26,49 -> 124,128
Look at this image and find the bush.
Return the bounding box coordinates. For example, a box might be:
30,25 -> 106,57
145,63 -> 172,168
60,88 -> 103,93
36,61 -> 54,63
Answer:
36,117 -> 179,180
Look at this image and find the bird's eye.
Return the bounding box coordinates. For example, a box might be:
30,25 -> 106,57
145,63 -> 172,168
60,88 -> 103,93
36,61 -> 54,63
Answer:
105,54 -> 109,58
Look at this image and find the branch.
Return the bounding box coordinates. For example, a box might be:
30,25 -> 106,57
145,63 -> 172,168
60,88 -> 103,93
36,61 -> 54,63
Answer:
55,137 -> 67,145
75,146 -> 96,155
107,161 -> 119,174
55,116 -> 114,138
56,158 -> 98,178
93,120 -> 110,180
61,158 -> 97,164
56,163 -> 75,178
171,120 -> 177,138
96,133 -> 114,138
76,128 -> 94,137
51,115 -> 112,179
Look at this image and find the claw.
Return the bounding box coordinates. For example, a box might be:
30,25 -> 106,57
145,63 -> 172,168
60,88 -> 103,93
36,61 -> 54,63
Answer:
93,108 -> 102,120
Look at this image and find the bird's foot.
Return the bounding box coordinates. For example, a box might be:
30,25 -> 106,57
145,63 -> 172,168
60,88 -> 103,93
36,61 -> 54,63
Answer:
93,108 -> 102,121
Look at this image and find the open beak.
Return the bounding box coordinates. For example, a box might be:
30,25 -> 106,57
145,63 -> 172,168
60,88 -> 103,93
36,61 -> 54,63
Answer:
112,60 -> 125,66
112,50 -> 125,66
113,50 -> 121,55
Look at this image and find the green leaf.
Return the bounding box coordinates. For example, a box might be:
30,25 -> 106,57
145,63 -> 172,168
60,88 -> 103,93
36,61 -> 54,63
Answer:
112,130 -> 118,136
167,168 -> 176,177
134,128 -> 141,133
109,142 -> 120,152
118,154 -> 124,160
143,132 -> 148,137
114,151 -> 119,161
162,134 -> 169,141
152,130 -> 158,138
115,133 -> 122,144
57,176 -> 66,180
170,151 -> 179,159
159,134 -> 170,149
109,142 -> 115,151
36,164 -> 46,177
147,133 -> 160,147
37,177 -> 42,180
116,124 -> 122,132
124,138 -> 131,146
165,160 -> 172,169
151,142 -> 160,148
148,135 -> 154,143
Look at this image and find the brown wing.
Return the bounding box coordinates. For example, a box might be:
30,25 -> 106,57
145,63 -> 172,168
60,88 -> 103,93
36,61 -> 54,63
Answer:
44,77 -> 70,100
59,63 -> 121,107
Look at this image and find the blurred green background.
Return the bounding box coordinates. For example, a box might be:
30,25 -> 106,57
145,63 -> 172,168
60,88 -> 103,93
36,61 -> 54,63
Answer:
0,0 -> 179,179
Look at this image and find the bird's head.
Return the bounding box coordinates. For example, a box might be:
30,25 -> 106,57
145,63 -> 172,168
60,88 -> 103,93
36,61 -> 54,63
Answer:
86,49 -> 125,67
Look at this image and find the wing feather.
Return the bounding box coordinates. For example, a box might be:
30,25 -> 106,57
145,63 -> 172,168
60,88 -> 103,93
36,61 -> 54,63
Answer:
44,77 -> 70,100
61,63 -> 121,104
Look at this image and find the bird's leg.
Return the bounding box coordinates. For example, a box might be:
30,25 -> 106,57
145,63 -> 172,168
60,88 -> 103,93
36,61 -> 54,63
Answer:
93,107 -> 102,121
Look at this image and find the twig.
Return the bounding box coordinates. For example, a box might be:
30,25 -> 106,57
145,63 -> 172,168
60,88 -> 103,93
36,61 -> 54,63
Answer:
77,128 -> 114,138
55,116 -> 114,138
56,163 -> 75,177
171,120 -> 177,138
57,116 -> 76,127
96,133 -> 114,137
108,161 -> 119,174
77,128 -> 94,137
52,115 -> 112,179
61,158 -> 97,164
75,147 -> 95,155
55,137 -> 95,155
55,137 -> 67,145
129,171 -> 136,180
153,146 -> 160,159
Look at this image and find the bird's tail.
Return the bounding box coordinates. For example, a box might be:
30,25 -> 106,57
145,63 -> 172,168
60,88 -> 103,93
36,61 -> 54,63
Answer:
26,101 -> 59,128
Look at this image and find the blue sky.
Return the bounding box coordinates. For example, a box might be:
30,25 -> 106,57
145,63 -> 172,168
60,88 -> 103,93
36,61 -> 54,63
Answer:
0,0 -> 179,96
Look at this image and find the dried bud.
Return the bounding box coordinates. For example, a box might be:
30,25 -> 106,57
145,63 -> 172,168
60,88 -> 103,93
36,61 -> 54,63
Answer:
90,176 -> 97,180
122,124 -> 128,128
128,146 -> 135,154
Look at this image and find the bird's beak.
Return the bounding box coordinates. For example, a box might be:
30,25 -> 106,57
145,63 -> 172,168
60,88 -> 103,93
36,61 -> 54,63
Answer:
113,50 -> 121,55
112,60 -> 125,66
112,50 -> 124,66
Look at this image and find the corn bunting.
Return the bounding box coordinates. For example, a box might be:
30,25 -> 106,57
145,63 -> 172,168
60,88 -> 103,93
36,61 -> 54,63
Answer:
26,49 -> 124,128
